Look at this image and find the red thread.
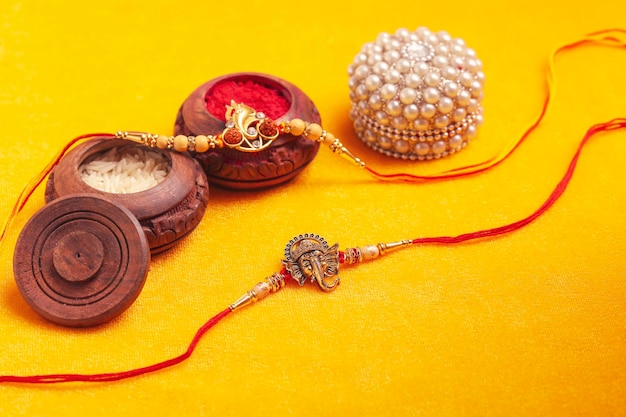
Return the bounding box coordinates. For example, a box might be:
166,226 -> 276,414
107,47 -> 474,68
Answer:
0,133 -> 115,245
409,119 -> 626,245
0,308 -> 231,384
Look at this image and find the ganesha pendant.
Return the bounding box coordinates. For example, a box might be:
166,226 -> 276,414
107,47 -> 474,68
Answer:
282,234 -> 340,292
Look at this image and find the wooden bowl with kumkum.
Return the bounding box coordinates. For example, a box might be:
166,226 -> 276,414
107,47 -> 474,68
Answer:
174,72 -> 321,190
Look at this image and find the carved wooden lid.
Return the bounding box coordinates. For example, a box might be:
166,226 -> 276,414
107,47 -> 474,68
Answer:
13,194 -> 150,327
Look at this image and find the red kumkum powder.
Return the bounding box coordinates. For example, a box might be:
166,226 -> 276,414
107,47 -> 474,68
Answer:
205,80 -> 290,121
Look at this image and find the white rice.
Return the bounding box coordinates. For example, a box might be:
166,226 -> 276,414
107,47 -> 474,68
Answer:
79,146 -> 171,194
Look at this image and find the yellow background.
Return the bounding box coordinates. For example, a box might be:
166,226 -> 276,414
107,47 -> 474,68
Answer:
1,0 -> 625,415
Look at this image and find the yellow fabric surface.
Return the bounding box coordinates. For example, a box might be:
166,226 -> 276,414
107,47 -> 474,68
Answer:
1,0 -> 625,415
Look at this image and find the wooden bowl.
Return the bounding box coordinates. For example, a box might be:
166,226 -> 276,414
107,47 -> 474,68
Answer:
174,72 -> 321,190
45,138 -> 210,254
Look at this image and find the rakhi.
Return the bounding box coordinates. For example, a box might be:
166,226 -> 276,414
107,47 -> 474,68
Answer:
1,29 -> 625,383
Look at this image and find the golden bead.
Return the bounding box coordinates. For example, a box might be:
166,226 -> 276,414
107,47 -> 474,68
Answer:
195,135 -> 209,153
174,135 -> 188,152
306,123 -> 323,141
156,135 -> 169,149
322,131 -> 336,146
289,119 -> 306,136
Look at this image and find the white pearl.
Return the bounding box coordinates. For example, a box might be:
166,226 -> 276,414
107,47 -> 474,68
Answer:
379,135 -> 392,149
348,76 -> 358,89
347,64 -> 355,76
475,114 -> 484,125
423,87 -> 440,104
420,103 -> 436,119
384,50 -> 400,63
354,64 -> 369,79
373,61 -> 390,75
399,87 -> 417,104
416,27 -> 431,37
425,72 -> 440,87
470,81 -> 482,97
455,38 -> 466,46
468,99 -> 479,113
355,84 -> 368,99
436,44 -> 450,55
466,58 -> 479,73
375,111 -> 389,125
438,97 -> 454,114
443,81 -> 459,98
376,32 -> 391,43
384,69 -> 402,84
390,39 -> 401,49
385,100 -> 402,116
372,44 -> 383,53
414,61 -> 430,76
460,71 -> 473,87
452,56 -> 465,68
404,73 -> 422,88
457,90 -> 471,106
413,118 -> 429,131
449,134 -> 463,148
358,100 -> 369,113
452,107 -> 466,122
380,83 -> 397,100
403,104 -> 419,121
394,139 -> 410,153
409,33 -> 419,42
391,116 -> 408,130
354,53 -> 368,65
364,129 -> 376,143
427,34 -> 438,44
367,53 -> 382,66
435,115 -> 450,129
476,71 -> 485,82
433,55 -> 448,68
354,84 -> 368,100
466,48 -> 477,58
414,142 -> 430,155
432,140 -> 447,154
395,58 -> 412,73
437,31 -> 452,43
368,94 -> 382,110
452,44 -> 464,54
466,125 -> 477,139
395,28 -> 410,39
365,74 -> 382,91
354,118 -> 364,131
442,66 -> 458,80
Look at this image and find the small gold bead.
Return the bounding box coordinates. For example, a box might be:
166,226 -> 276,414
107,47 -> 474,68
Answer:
306,123 -> 323,141
174,135 -> 188,152
289,119 -> 306,136
156,135 -> 169,149
195,135 -> 209,153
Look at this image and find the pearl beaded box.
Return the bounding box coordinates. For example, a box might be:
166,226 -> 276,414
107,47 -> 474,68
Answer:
348,27 -> 484,160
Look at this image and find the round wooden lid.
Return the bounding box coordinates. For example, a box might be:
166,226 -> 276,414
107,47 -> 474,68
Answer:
13,194 -> 150,327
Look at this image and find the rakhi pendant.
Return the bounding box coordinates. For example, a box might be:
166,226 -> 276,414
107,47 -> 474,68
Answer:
229,233 -> 413,310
